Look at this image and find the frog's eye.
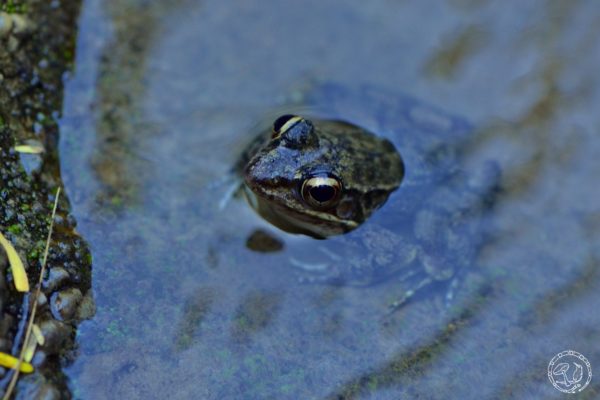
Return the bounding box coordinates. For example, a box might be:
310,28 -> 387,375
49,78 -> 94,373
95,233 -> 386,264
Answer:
301,175 -> 342,209
272,114 -> 303,139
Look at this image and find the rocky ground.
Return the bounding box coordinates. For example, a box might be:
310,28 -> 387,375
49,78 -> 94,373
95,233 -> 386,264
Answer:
0,1 -> 93,398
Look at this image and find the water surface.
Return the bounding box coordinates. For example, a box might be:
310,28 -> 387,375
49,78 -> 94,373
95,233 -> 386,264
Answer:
60,0 -> 600,398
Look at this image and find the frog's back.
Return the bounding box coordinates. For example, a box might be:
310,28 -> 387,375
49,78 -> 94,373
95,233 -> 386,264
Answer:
297,83 -> 475,219
299,83 -> 471,185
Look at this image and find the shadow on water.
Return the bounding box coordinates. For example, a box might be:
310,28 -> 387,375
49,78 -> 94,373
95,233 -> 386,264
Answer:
173,286 -> 216,351
90,0 -> 194,209
58,0 -> 600,398
325,290 -> 491,400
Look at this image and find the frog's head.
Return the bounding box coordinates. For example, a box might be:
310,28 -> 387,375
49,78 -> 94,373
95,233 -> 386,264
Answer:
244,115 -> 404,239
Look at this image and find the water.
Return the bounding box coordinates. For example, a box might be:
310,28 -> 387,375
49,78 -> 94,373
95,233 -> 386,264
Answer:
59,0 -> 600,398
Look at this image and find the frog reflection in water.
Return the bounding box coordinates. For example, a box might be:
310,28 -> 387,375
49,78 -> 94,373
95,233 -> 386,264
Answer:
238,112 -> 498,312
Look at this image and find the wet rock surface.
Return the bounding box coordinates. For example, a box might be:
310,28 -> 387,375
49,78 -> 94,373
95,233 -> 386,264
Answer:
0,1 -> 92,398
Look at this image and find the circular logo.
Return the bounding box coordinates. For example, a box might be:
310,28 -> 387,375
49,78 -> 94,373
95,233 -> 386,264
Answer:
548,350 -> 592,393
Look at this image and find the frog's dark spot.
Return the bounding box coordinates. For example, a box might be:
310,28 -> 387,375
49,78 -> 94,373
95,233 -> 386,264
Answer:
363,190 -> 390,211
336,198 -> 358,220
380,158 -> 391,170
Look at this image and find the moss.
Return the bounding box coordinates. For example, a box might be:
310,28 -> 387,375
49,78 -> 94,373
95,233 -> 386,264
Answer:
0,0 -> 91,397
27,248 -> 39,261
106,320 -> 128,338
7,224 -> 21,234
109,194 -> 123,207
367,377 -> 379,392
1,0 -> 28,14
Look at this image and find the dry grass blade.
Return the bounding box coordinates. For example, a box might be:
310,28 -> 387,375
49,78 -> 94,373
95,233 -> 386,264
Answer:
0,232 -> 29,292
0,353 -> 33,374
32,324 -> 45,346
2,187 -> 61,400
14,144 -> 44,154
13,139 -> 45,154
22,334 -> 38,363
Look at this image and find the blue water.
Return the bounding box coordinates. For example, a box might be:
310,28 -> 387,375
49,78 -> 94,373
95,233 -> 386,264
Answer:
59,0 -> 600,398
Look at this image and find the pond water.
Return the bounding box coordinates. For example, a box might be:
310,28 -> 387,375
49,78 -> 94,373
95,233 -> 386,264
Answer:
59,0 -> 600,399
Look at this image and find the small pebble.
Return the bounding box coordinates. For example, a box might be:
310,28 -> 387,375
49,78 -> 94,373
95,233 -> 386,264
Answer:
246,229 -> 284,253
50,288 -> 83,322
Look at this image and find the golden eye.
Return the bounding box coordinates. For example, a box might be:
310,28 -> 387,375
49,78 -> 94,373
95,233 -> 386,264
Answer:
301,176 -> 342,209
272,114 -> 303,138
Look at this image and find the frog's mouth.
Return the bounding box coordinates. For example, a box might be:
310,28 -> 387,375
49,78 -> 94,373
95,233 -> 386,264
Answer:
243,184 -> 358,239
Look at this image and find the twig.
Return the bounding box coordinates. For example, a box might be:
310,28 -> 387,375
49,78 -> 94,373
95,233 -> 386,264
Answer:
2,187 -> 61,400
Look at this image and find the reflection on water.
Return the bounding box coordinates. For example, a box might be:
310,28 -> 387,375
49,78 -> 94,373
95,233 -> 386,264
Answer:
90,0 -> 190,208
425,25 -> 488,79
174,286 -> 216,351
60,0 -> 600,399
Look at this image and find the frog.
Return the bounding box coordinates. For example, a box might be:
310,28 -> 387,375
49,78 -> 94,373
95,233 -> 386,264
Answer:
236,83 -> 500,312
238,114 -> 405,239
